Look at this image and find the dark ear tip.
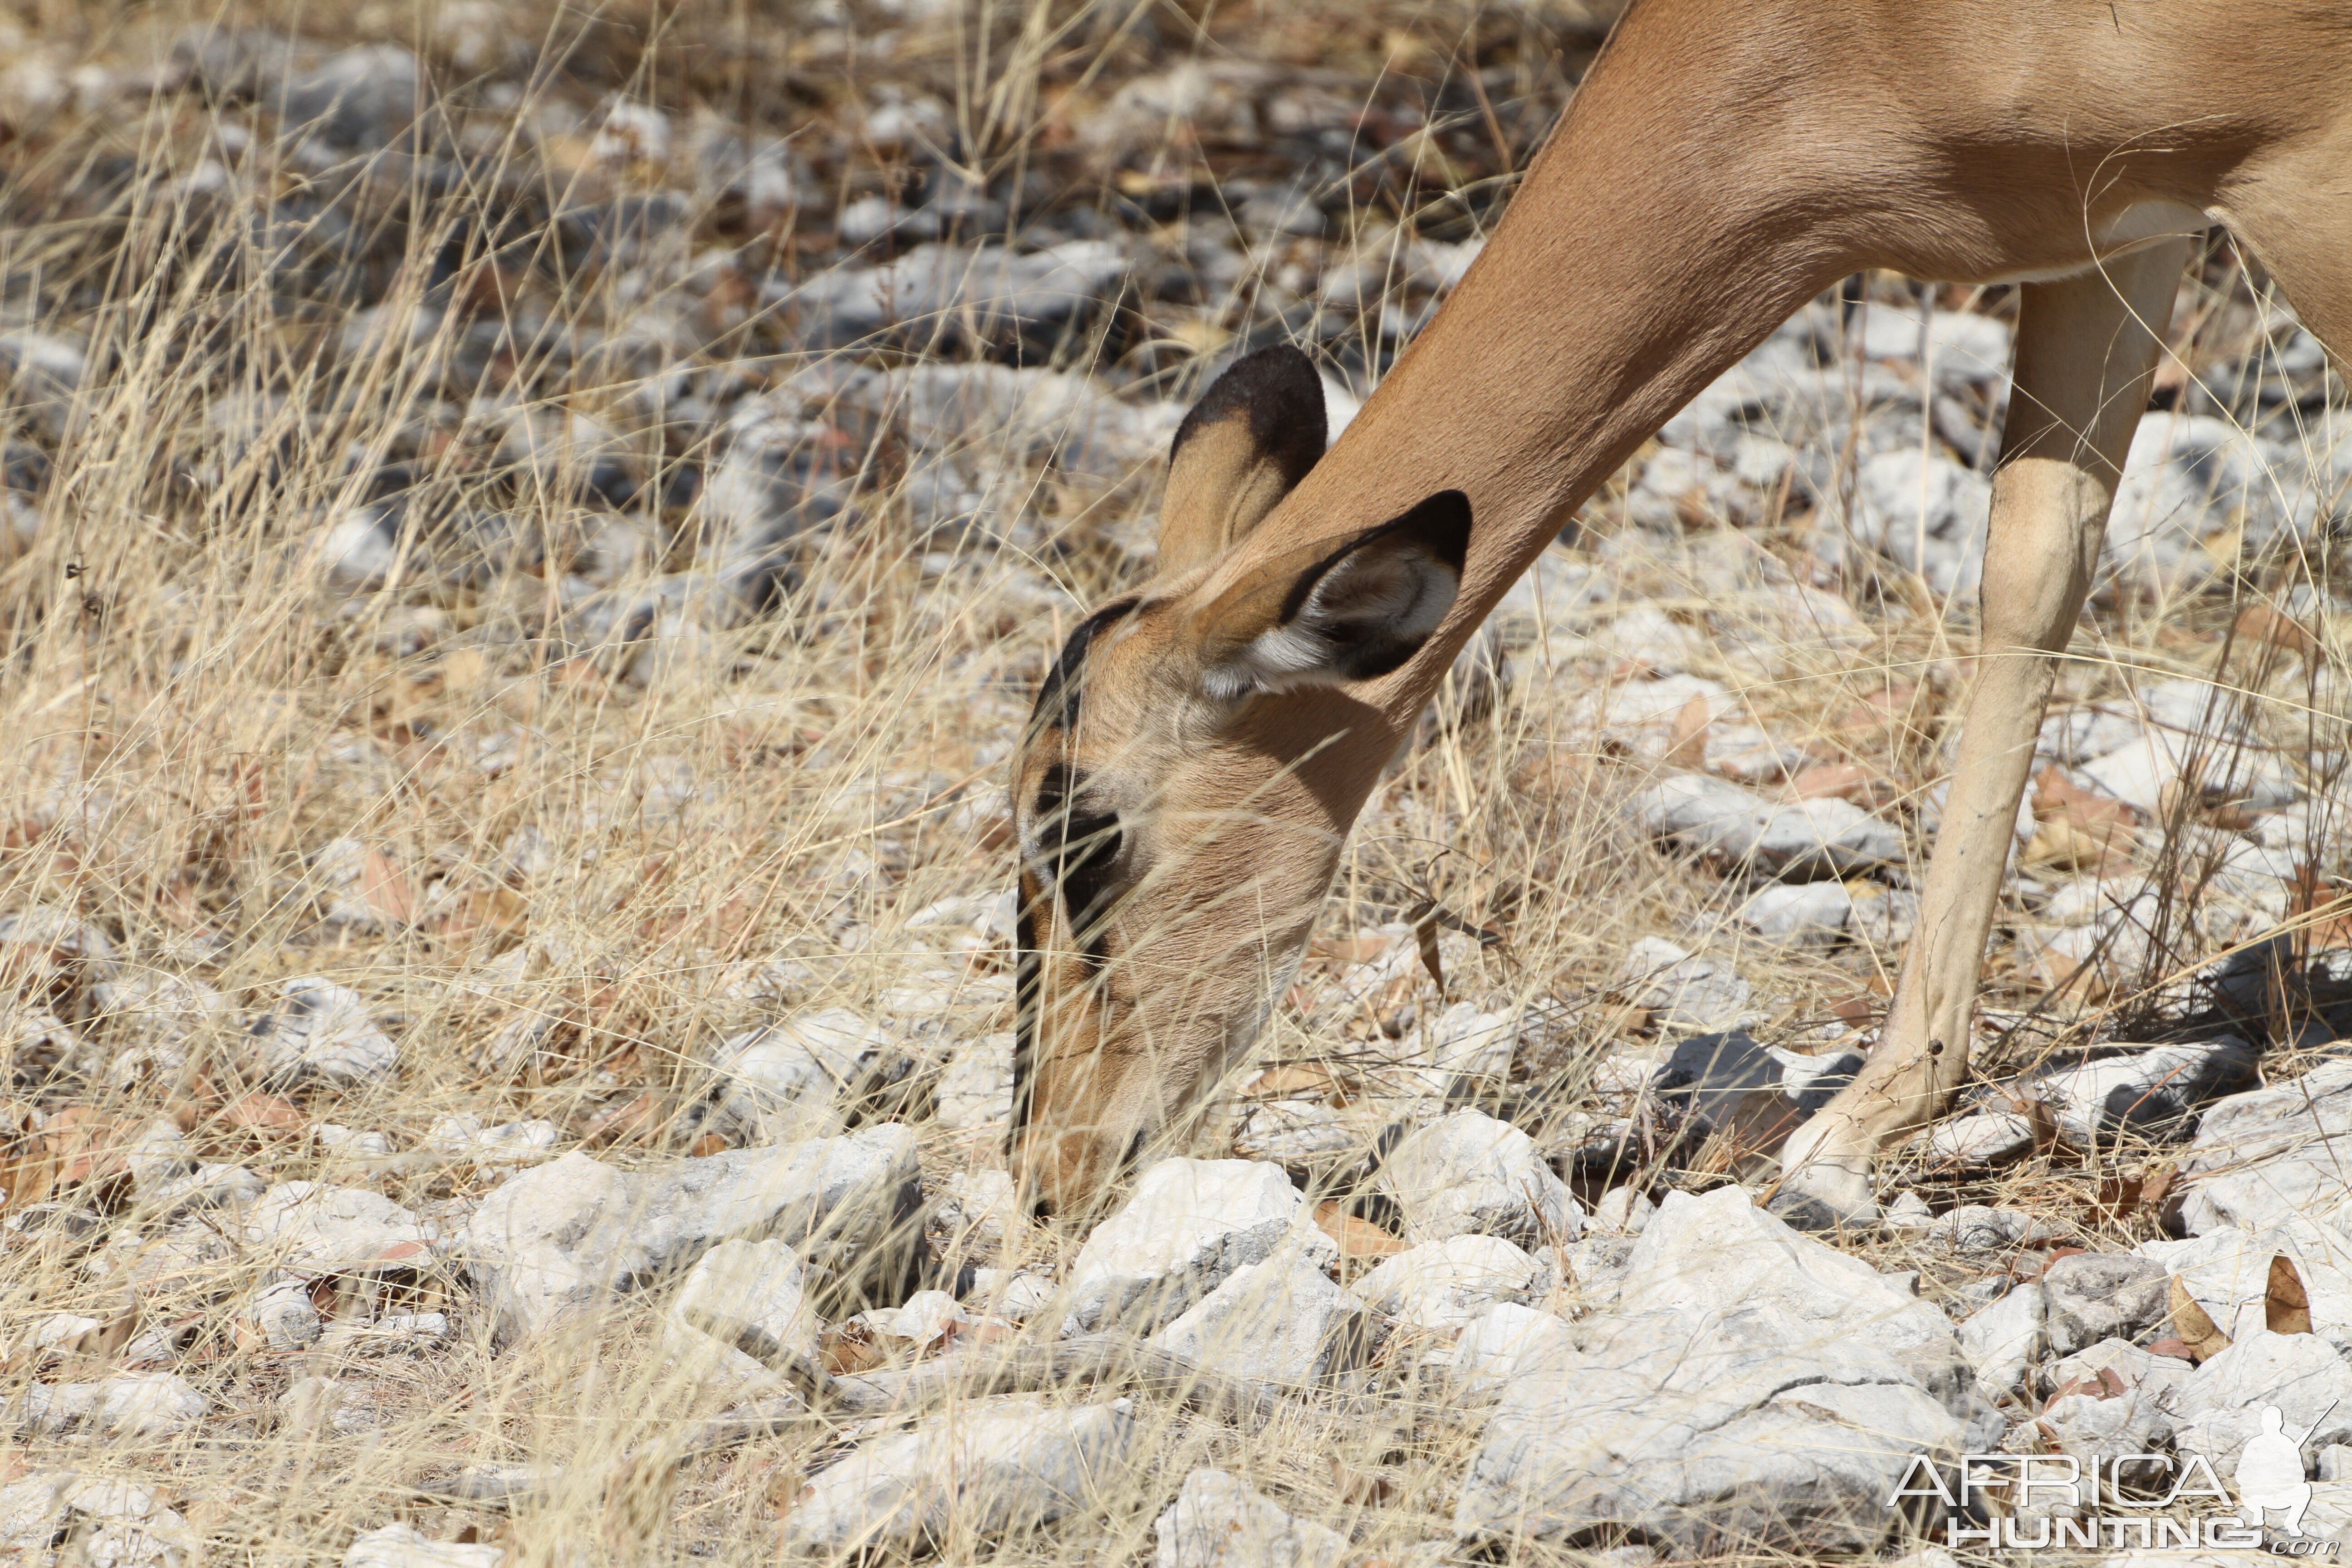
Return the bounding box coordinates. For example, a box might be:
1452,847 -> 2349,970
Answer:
1172,341 -> 1328,472
1403,489 -> 1474,571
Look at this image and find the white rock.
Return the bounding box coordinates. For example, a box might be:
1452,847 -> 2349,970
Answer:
142,1161 -> 267,1215
1957,1283 -> 2043,1402
317,1123 -> 395,1158
0,1473 -> 187,1567
1060,1159 -> 1332,1336
1378,1110 -> 1583,1247
2139,1220 -> 2352,1353
2039,1251 -> 2170,1357
934,1032 -> 1015,1131
967,1269 -> 1056,1323
934,1169 -> 1019,1253
1615,1188 -> 1965,1398
1152,1469 -> 1348,1568
344,1522 -> 505,1568
2173,1328 -> 2352,1473
465,1124 -> 918,1342
250,977 -> 397,1086
2041,1337 -> 2192,1408
19,1373 -> 206,1436
711,1008 -> 896,1141
1592,1187 -> 1656,1234
245,1183 -> 438,1275
0,1473 -> 75,1549
931,1034 -> 1016,1133
670,1237 -> 818,1360
1446,1303 -> 1576,1397
2175,1059 -> 2352,1235
1615,936 -> 1754,1032
246,1278 -> 323,1349
1737,881 -> 1852,946
423,1115 -> 559,1175
1455,1297 -> 1960,1554
2037,1377 -> 2173,1486
90,970 -> 227,1055
1855,447 -> 1994,591
1416,1002 -> 1520,1096
2023,1036 -> 2258,1146
1921,1205 -> 2056,1252
1918,1111 -> 2035,1168
855,1290 -> 966,1347
782,1397 -> 1134,1552
1627,774 -> 1905,877
1350,1234 -> 1543,1332
1150,1254 -> 1368,1385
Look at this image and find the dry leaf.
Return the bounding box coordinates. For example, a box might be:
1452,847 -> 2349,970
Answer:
1246,1064 -> 1345,1102
2268,1253 -> 2313,1335
222,1093 -> 305,1135
2170,1274 -> 2231,1362
440,886 -> 530,941
1315,1200 -> 1407,1277
1790,763 -> 1886,804
358,848 -> 418,926
2235,603 -> 2320,663
1663,692 -> 1710,769
819,1322 -> 886,1376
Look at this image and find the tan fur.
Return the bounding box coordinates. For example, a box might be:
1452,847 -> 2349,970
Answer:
1011,0 -> 2352,1218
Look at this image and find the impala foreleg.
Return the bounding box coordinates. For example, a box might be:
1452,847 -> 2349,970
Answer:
1777,239 -> 2192,1220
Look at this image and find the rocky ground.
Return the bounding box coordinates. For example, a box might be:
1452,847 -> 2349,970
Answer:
0,1 -> 2350,1564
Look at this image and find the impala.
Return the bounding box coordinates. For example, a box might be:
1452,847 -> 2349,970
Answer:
1009,0 -> 2351,1220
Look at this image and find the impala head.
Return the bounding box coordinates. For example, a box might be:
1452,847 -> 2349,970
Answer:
1008,344 -> 1473,1215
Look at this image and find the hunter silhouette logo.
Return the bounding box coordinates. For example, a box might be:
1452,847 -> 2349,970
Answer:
2239,1401 -> 2335,1539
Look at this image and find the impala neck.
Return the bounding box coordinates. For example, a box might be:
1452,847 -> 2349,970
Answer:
1237,18 -> 1848,729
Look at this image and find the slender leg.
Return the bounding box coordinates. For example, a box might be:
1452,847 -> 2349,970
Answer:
1778,239 -> 2194,1220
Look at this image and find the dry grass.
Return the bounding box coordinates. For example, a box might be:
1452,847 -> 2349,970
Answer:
0,0 -> 2347,1563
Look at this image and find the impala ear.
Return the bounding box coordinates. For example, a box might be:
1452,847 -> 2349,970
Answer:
1156,344 -> 1327,577
1192,490 -> 1472,701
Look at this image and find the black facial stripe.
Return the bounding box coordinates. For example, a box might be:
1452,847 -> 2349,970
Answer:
1029,597 -> 1140,732
1011,890 -> 1040,1151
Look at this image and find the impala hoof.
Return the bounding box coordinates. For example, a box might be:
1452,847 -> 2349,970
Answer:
1767,1160 -> 1880,1230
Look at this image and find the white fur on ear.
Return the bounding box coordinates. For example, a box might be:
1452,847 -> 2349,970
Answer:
1201,532 -> 1463,701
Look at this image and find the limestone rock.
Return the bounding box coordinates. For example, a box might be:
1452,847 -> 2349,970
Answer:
249,977 -> 397,1087
934,1032 -> 1014,1132
2022,1037 -> 2259,1147
343,1523 -> 504,1568
670,1236 -> 819,1361
2039,1252 -> 2170,1357
1149,1253 -> 1368,1385
2172,1328 -> 2352,1472
1446,1302 -> 1576,1398
1957,1283 -> 2043,1403
1060,1159 -> 1332,1336
710,1008 -> 896,1142
1455,1299 -> 1960,1554
2175,1060 -> 2352,1235
245,1183 -> 439,1276
18,1374 -> 206,1437
1377,1110 -> 1584,1247
465,1124 -> 919,1342
1350,1235 -> 1542,1332
1153,1469 -> 1348,1568
1615,1188 -> 1966,1404
782,1397 -> 1134,1552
